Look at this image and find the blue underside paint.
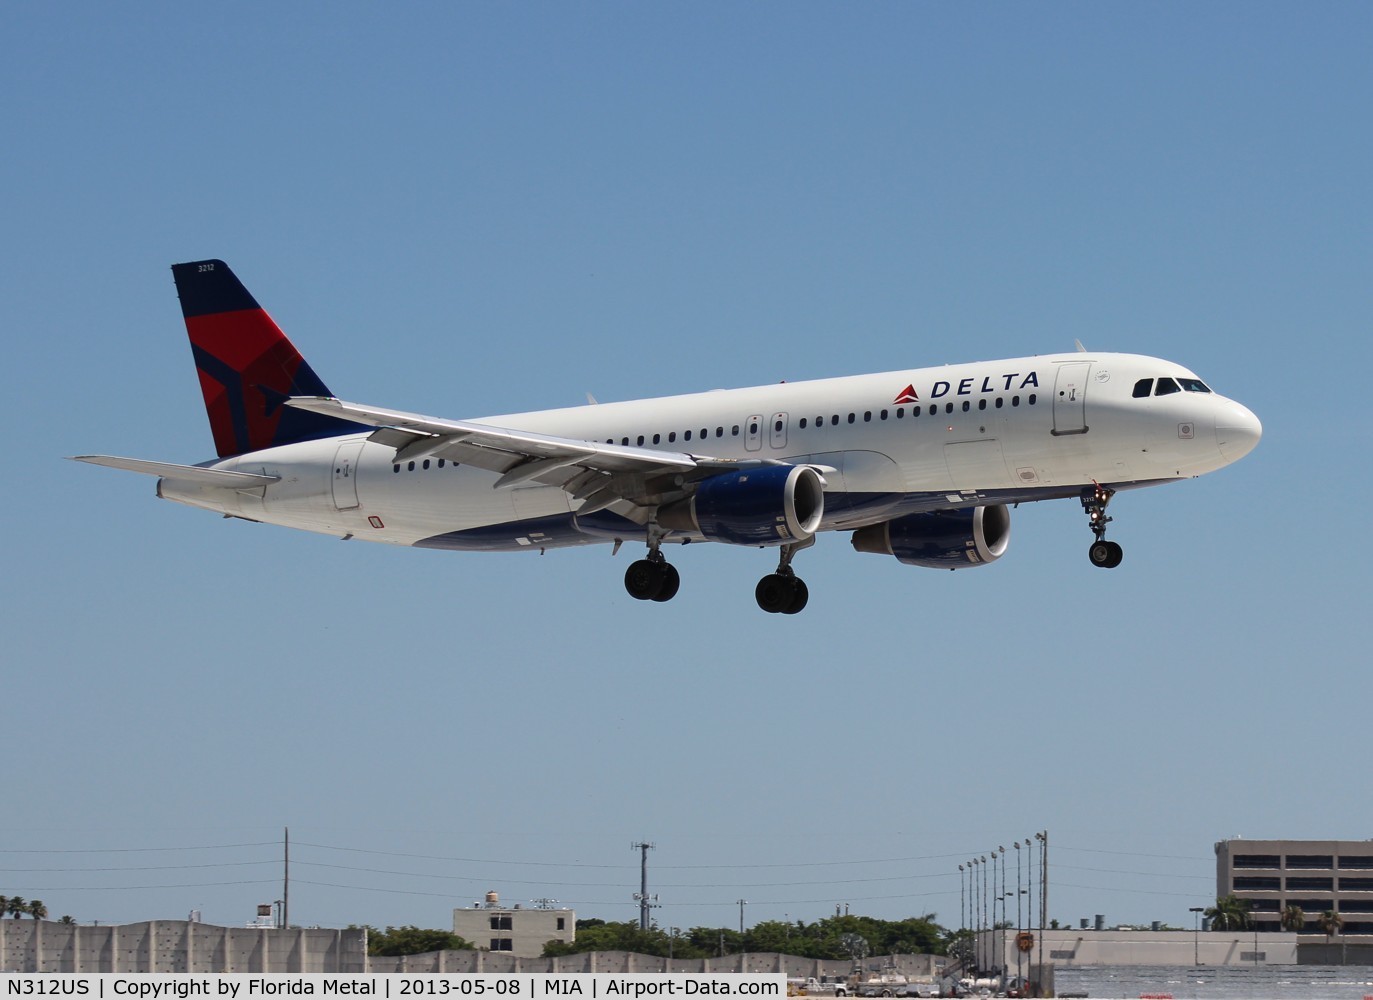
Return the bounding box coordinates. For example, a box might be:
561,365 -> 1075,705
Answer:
412,480 -> 1177,553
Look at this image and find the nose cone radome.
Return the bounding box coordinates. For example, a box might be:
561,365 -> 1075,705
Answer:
1216,400 -> 1262,463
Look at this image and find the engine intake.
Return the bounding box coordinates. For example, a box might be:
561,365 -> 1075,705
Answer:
851,504 -> 1011,569
659,465 -> 824,546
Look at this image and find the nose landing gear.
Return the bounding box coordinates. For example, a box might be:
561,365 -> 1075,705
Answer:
1081,483 -> 1123,568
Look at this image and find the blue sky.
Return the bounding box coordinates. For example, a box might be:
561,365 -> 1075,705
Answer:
4,1 -> 1371,936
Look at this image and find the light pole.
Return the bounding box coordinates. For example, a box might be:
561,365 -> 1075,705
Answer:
998,846 -> 1007,974
959,864 -> 966,935
1014,843 -> 1023,989
983,857 -> 994,972
1189,907 -> 1204,966
1034,832 -> 1047,993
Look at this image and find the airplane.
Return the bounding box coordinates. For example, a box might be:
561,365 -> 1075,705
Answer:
73,259 -> 1262,614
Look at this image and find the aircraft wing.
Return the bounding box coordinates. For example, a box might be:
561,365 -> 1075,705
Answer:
285,396 -> 784,516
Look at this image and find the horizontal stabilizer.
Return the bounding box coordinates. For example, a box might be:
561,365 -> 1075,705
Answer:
69,455 -> 279,487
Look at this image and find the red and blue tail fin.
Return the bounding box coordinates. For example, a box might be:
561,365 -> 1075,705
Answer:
171,259 -> 364,458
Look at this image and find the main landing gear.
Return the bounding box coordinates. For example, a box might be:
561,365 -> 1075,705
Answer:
1081,482 -> 1124,569
622,531 -> 813,613
624,527 -> 681,602
754,539 -> 812,615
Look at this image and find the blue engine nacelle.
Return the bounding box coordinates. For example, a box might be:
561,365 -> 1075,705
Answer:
850,505 -> 1011,568
658,465 -> 825,546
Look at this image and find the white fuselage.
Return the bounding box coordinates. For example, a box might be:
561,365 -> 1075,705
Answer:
159,352 -> 1260,551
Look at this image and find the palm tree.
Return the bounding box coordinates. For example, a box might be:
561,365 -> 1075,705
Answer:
59,916 -> 75,925
0,896 -> 7,918
1280,904 -> 1305,933
28,900 -> 47,921
1205,895 -> 1251,932
7,896 -> 27,919
1318,910 -> 1344,964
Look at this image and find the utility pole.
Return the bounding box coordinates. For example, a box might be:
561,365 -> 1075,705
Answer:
632,842 -> 657,930
738,899 -> 748,935
283,827 -> 289,931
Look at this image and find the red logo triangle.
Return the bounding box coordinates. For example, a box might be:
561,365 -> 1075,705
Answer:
893,384 -> 918,404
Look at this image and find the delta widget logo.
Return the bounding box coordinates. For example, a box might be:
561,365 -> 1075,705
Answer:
893,384 -> 919,404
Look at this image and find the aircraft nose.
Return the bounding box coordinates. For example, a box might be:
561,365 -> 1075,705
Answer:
1216,400 -> 1262,463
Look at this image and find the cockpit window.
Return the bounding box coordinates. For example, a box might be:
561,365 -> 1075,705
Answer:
1132,378 -> 1154,398
1178,378 -> 1212,393
1155,377 -> 1181,396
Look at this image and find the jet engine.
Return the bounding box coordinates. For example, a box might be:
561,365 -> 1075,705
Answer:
659,465 -> 824,546
850,504 -> 1011,569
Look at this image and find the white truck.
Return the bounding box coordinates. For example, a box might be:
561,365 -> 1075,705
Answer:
787,978 -> 850,997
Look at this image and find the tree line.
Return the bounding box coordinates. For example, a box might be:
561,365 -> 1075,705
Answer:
543,914 -> 950,960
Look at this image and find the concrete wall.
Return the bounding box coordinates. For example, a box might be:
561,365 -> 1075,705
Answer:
366,951 -> 941,977
976,929 -> 1300,970
0,921 -> 367,973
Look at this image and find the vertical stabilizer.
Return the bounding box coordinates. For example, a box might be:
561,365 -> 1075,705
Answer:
171,259 -> 362,457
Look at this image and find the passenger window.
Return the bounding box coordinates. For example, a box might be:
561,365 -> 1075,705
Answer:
831,414 -> 839,424
750,421 -> 759,434
1155,378 -> 1181,396
848,413 -> 856,423
393,464 -> 400,474
637,435 -> 645,446
945,403 -> 954,414
897,407 -> 905,418
716,427 -> 724,437
1133,378 -> 1154,398
438,459 -> 445,467
978,399 -> 987,410
1012,396 -> 1020,407
880,409 -> 888,420
653,433 -> 661,444
684,430 -> 692,441
407,461 -> 416,471
621,437 -> 629,446
995,398 -> 1004,409
1028,393 -> 1037,404
961,401 -> 970,412
732,425 -> 740,436
422,459 -> 430,470
864,411 -> 872,422
668,431 -> 676,443
774,419 -> 783,432
799,418 -> 807,429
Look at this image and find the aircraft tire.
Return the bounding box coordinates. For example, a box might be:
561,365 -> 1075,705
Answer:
782,578 -> 809,615
1089,540 -> 1124,568
625,559 -> 666,600
755,573 -> 796,614
651,563 -> 681,602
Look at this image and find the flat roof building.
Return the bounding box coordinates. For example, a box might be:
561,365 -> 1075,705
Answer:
1215,839 -> 1373,934
453,892 -> 575,959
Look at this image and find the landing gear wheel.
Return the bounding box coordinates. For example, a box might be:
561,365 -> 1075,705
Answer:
756,572 -> 808,614
625,559 -> 667,600
1088,540 -> 1124,569
651,562 -> 680,602
755,573 -> 796,614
